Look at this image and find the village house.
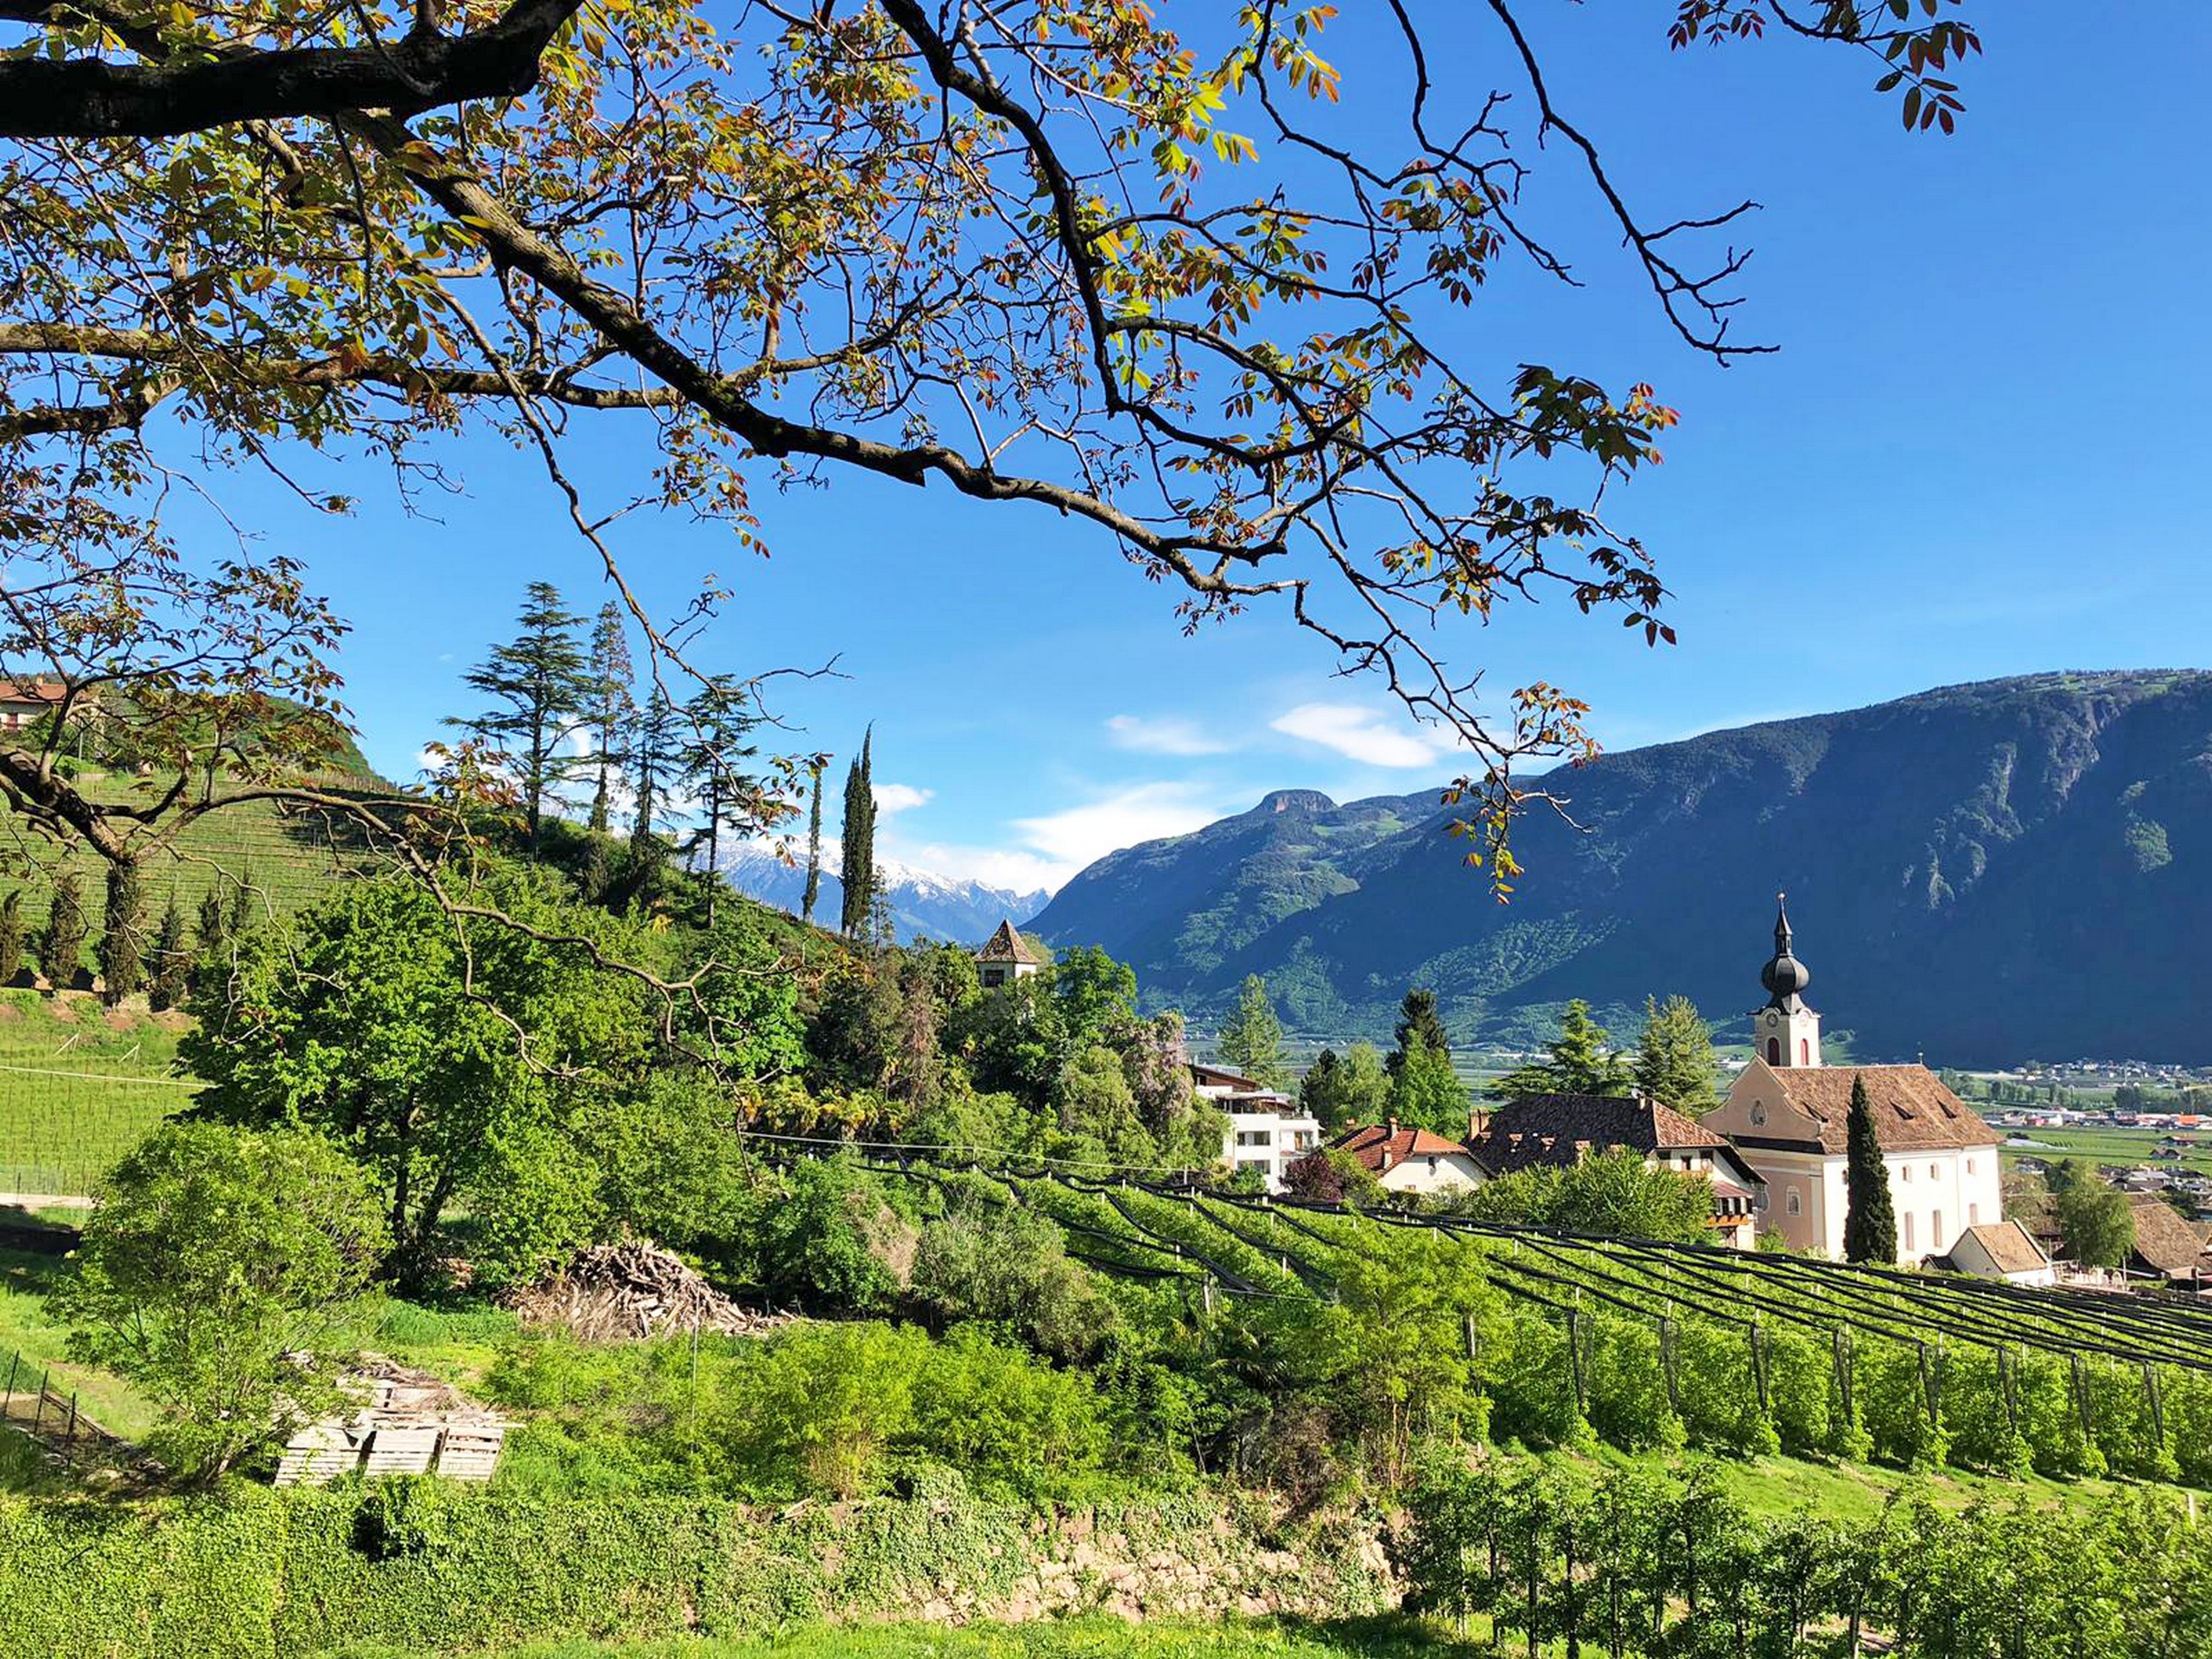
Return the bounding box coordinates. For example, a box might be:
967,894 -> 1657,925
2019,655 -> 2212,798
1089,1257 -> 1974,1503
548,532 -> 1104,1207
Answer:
0,677 -> 73,734
1701,899 -> 2004,1262
974,918 -> 1045,989
2121,1193 -> 2212,1287
1929,1219 -> 2056,1287
1319,1118 -> 1491,1198
1469,1094 -> 1765,1249
1192,1061 -> 1323,1193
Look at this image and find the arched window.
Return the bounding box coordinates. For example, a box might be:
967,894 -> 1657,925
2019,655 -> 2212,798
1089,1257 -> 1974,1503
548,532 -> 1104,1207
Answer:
1799,1037 -> 1811,1065
1750,1102 -> 1767,1126
1766,1037 -> 1781,1065
1785,1188 -> 1802,1217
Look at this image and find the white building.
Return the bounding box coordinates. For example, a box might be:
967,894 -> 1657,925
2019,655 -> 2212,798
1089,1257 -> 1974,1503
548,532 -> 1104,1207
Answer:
1702,899 -> 2004,1262
1193,1063 -> 1322,1192
974,918 -> 1045,989
1932,1220 -> 2056,1287
1325,1119 -> 1491,1198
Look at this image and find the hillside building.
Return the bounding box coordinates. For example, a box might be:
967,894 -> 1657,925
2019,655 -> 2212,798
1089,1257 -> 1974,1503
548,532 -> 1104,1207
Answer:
1321,1119 -> 1491,1198
1929,1220 -> 2056,1287
1193,1062 -> 1322,1192
975,918 -> 1045,988
1469,1094 -> 1764,1249
1703,899 -> 2003,1262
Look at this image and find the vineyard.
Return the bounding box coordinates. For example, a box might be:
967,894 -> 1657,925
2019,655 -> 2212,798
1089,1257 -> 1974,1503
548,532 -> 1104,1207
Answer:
775,1141 -> 2212,1492
0,996 -> 204,1196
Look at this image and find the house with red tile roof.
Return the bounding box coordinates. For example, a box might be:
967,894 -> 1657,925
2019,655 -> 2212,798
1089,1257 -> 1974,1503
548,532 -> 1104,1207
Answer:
1318,1117 -> 1490,1198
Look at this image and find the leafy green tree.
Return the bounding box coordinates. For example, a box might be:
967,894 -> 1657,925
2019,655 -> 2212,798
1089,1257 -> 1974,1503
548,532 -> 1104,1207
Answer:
453,581 -> 591,852
1842,1072 -> 1898,1263
1389,1039 -> 1470,1137
1054,1044 -> 1150,1165
1633,994 -> 1718,1114
1217,973 -> 1287,1090
184,872 -> 651,1287
54,1122 -> 386,1481
97,857 -> 147,1004
800,760 -> 825,924
683,903 -> 806,1082
0,889 -> 23,985
1489,1000 -> 1634,1099
911,1199 -> 1116,1363
1052,944 -> 1138,1046
757,1156 -> 916,1313
583,601 -> 633,834
839,728 -> 875,938
2056,1177 -> 2135,1268
147,894 -> 190,1012
37,866 -> 86,988
569,1071 -> 751,1269
1300,1039 -> 1394,1127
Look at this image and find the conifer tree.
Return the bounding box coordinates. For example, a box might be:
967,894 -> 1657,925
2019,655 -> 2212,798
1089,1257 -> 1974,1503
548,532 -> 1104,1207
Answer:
584,601 -> 633,835
1216,974 -> 1287,1090
148,894 -> 191,1012
838,728 -> 875,937
99,858 -> 147,1004
1633,994 -> 1719,1114
1842,1072 -> 1898,1263
195,883 -> 230,967
40,867 -> 86,988
1489,999 -> 1634,1099
451,581 -> 590,852
679,676 -> 766,922
0,891 -> 22,987
1388,1039 -> 1470,1136
628,688 -> 680,849
800,760 -> 825,925
1388,988 -> 1452,1078
226,864 -> 255,937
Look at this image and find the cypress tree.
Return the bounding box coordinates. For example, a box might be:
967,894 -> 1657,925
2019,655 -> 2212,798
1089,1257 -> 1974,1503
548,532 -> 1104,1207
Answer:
148,894 -> 190,1012
801,760 -> 825,925
195,883 -> 230,965
99,858 -> 147,1004
0,891 -> 22,986
1842,1072 -> 1898,1263
226,863 -> 256,937
584,601 -> 633,835
839,728 -> 875,937
40,868 -> 86,988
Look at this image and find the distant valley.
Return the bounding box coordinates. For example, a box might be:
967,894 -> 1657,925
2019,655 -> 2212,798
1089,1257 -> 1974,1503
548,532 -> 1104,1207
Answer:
1031,671 -> 2212,1065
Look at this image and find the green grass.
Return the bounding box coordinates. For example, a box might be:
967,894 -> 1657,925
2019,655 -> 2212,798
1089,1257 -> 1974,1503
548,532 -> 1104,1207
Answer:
2002,1126 -> 2212,1179
315,1617 -> 1478,1659
0,991 -> 205,1195
0,1245 -> 156,1441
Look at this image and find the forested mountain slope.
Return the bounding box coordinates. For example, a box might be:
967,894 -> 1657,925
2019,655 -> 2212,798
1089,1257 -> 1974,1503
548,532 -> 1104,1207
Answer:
1032,672 -> 2212,1064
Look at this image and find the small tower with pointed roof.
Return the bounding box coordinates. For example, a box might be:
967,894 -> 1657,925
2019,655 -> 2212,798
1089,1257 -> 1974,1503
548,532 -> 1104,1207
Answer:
1753,894 -> 1822,1069
976,918 -> 1045,989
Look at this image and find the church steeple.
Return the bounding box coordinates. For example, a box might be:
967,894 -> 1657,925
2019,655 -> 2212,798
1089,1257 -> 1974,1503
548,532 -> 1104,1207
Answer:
1753,893 -> 1822,1068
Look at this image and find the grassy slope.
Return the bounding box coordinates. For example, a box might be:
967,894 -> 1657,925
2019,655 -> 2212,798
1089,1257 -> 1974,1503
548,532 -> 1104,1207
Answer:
0,994 -> 203,1194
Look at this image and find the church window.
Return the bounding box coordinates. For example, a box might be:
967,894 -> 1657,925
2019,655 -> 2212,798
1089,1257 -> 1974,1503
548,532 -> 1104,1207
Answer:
1751,1102 -> 1767,1126
1785,1188 -> 1802,1217
1766,1038 -> 1781,1065
1800,1038 -> 1811,1065
1932,1209 -> 1943,1243
1968,1202 -> 1980,1224
1902,1213 -> 1916,1251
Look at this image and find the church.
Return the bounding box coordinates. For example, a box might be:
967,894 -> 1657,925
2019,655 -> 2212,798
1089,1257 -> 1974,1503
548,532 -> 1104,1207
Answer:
1702,899 -> 2004,1262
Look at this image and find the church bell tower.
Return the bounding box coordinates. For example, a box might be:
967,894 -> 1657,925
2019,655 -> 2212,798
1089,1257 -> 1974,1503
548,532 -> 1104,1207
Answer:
1755,895 -> 1822,1069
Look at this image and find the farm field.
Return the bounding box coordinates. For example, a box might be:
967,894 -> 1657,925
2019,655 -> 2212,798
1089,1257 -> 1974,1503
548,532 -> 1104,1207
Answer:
2000,1125 -> 2212,1179
0,993 -> 203,1197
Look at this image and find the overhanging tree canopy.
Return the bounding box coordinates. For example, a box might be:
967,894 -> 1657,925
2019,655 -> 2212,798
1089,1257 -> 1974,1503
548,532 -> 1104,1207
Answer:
0,0 -> 1980,876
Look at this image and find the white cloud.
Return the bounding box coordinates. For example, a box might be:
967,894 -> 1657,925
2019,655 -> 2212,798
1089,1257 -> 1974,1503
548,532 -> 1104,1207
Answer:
882,779 -> 1235,894
1103,713 -> 1234,757
871,781 -> 934,820
1270,702 -> 1440,769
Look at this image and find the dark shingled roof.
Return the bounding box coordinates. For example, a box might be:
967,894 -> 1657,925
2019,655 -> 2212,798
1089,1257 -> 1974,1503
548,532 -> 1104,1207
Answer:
2126,1193 -> 2212,1276
1741,1065 -> 2000,1155
1473,1093 -> 1732,1174
976,919 -> 1044,964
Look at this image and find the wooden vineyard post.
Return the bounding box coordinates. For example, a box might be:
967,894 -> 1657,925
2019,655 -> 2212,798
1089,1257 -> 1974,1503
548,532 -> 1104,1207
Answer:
1999,1345 -> 2018,1433
1465,1309 -> 1482,1370
2145,1363 -> 2165,1449
1567,1307 -> 1587,1415
29,1367 -> 45,1434
1833,1327 -> 1854,1428
3,1351 -> 17,1415
2071,1354 -> 2094,1440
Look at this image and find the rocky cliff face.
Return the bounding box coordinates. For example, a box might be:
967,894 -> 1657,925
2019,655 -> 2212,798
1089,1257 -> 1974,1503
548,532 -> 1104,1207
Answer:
1032,671 -> 2212,1064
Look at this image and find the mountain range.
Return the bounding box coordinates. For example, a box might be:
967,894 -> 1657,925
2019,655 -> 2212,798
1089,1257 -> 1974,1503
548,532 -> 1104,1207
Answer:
1029,671 -> 2212,1065
718,842 -> 1048,946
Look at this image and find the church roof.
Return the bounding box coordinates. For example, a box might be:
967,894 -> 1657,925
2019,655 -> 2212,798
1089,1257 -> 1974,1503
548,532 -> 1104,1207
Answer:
976,919 -> 1044,964
1745,1065 -> 2001,1154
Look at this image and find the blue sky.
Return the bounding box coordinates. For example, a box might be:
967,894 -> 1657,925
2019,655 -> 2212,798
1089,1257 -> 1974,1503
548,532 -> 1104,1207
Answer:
193,4 -> 2212,893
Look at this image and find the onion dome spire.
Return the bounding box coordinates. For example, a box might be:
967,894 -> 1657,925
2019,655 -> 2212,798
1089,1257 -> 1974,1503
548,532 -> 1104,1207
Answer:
1760,892 -> 1812,1011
